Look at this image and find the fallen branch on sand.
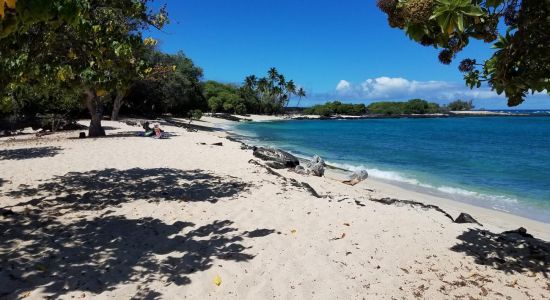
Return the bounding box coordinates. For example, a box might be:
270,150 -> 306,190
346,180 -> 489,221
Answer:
369,197 -> 456,223
288,179 -> 323,199
248,159 -> 323,198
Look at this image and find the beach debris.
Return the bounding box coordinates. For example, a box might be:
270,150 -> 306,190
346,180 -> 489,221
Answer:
454,213 -> 483,226
212,142 -> 223,146
354,200 -> 366,207
330,233 -> 346,241
248,159 -> 324,198
287,178 -> 323,198
304,155 -> 326,177
252,146 -> 299,168
342,170 -> 369,186
300,182 -> 323,199
225,135 -> 253,150
291,229 -> 297,234
370,198 -> 454,222
213,275 -> 222,286
293,165 -> 307,175
266,161 -> 287,169
124,120 -> 138,126
248,159 -> 287,178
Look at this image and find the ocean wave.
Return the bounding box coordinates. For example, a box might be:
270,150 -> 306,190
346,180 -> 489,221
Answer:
325,160 -> 519,207
435,186 -> 519,204
328,161 -> 421,184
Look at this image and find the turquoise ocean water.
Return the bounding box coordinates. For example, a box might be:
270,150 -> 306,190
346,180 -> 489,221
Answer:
232,116 -> 550,222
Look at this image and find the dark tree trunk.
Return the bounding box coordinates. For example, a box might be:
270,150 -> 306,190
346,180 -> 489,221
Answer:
111,89 -> 125,121
85,89 -> 106,137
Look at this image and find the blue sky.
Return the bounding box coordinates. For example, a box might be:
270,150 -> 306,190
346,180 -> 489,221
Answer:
149,0 -> 548,109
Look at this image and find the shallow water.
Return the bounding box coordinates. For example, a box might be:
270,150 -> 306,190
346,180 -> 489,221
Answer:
234,116 -> 550,222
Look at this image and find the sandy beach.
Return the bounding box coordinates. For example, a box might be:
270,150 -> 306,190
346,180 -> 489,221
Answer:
1,116 -> 549,300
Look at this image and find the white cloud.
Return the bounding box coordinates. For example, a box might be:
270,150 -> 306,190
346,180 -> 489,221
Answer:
289,77 -> 548,109
336,80 -> 351,91
335,76 -> 505,101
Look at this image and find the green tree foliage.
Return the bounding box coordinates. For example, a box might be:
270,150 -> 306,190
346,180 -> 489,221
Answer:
241,68 -> 306,115
203,81 -> 246,114
0,0 -> 167,136
367,99 -> 442,115
187,109 -> 203,124
125,50 -> 206,117
446,99 -> 474,110
377,0 -> 549,106
304,101 -> 367,116
204,68 -> 305,115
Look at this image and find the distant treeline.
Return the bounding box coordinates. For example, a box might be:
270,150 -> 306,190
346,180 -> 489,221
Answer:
302,99 -> 474,116
304,101 -> 367,116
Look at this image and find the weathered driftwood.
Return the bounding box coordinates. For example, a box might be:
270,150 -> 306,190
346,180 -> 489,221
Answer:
252,147 -> 299,168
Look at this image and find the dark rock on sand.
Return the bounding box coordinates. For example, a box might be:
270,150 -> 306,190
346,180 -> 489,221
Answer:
79,132 -> 86,139
455,213 -> 483,226
212,142 -> 223,146
252,147 -> 299,168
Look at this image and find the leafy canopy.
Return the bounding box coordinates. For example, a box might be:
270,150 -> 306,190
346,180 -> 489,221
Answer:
377,0 -> 549,106
0,0 -> 167,136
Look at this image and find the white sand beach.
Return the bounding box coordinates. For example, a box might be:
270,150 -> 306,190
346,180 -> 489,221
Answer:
1,117 -> 549,300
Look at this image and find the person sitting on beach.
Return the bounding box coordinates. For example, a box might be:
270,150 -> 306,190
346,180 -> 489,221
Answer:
153,124 -> 164,139
143,121 -> 154,137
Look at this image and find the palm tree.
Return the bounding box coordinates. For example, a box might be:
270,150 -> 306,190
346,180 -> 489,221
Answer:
296,87 -> 306,107
278,74 -> 286,87
268,67 -> 278,81
285,80 -> 297,107
244,75 -> 257,89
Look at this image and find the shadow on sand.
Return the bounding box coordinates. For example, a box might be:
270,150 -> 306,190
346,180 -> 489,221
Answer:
0,146 -> 63,161
451,229 -> 550,277
7,168 -> 249,210
0,168 -> 272,298
68,131 -> 178,140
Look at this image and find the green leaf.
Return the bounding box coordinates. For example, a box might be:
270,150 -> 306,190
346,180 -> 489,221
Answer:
457,14 -> 464,32
461,6 -> 484,17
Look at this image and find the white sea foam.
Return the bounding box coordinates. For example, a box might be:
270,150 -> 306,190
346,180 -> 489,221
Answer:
327,161 -> 421,185
325,160 -> 520,208
435,186 -> 519,204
